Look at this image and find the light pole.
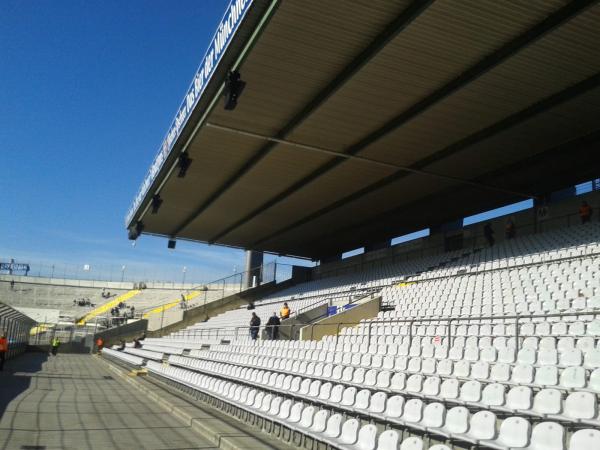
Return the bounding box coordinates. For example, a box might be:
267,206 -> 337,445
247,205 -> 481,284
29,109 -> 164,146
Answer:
121,265 -> 126,282
182,266 -> 187,286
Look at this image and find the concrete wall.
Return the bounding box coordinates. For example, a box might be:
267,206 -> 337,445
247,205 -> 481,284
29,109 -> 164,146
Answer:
147,308 -> 184,332
0,274 -> 207,291
277,304 -> 329,340
94,320 -> 148,349
299,296 -> 381,341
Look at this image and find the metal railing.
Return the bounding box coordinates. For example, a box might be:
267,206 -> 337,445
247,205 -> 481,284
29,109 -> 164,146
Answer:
168,309 -> 599,356
135,262 -> 297,317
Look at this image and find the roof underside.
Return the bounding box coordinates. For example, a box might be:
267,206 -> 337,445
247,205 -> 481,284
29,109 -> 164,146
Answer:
132,0 -> 600,259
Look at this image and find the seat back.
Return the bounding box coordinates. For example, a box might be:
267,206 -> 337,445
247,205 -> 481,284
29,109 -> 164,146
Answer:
339,418 -> 359,445
497,416 -> 531,448
377,430 -> 400,450
354,424 -> 377,450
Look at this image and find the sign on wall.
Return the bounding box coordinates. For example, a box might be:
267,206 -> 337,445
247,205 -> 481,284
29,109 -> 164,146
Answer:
126,0 -> 255,227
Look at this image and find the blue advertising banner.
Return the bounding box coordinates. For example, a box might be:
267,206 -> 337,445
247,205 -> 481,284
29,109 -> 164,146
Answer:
126,0 -> 255,226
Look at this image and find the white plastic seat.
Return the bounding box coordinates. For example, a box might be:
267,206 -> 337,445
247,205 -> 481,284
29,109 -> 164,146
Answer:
330,385 -> 344,404
376,371 -> 391,389
570,429 -> 600,450
323,413 -> 343,439
481,383 -> 505,407
460,380 -> 481,403
560,366 -> 586,388
286,402 -> 304,424
538,349 -> 558,366
368,391 -> 387,415
440,406 -> 469,435
563,391 -> 596,420
512,364 -> 534,384
351,424 -> 377,450
277,399 -> 293,420
491,363 -> 511,382
422,376 -> 441,396
535,366 -> 558,386
559,349 -> 583,367
584,349 -> 600,368
337,419 -> 359,446
391,372 -> 406,391
533,389 -> 562,415
297,406 -> 316,429
376,430 -> 400,450
399,437 -> 424,450
440,379 -> 459,399
383,395 -> 404,418
422,402 -> 445,428
517,348 -> 537,365
588,368 -> 600,392
401,398 -> 423,424
468,410 -> 497,440
506,386 -> 532,411
310,409 -> 329,433
487,416 -> 531,448
522,422 -> 565,450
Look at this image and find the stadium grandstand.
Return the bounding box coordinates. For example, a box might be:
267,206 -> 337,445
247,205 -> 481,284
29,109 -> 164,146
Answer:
3,0 -> 600,449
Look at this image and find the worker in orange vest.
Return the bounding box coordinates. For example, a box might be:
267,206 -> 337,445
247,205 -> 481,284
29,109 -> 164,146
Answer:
280,302 -> 290,320
95,337 -> 104,353
0,334 -> 8,371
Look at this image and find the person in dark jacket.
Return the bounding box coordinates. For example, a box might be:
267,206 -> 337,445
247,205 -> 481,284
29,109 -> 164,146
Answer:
249,313 -> 261,340
265,313 -> 281,340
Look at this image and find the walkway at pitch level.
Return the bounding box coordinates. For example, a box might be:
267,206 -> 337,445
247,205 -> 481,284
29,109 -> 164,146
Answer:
0,352 -> 216,449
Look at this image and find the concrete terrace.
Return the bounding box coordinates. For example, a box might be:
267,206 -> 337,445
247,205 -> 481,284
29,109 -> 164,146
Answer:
0,353 -> 214,449
0,353 -> 294,450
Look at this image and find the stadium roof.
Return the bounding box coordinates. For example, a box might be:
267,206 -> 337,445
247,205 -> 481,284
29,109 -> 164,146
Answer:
127,0 -> 600,259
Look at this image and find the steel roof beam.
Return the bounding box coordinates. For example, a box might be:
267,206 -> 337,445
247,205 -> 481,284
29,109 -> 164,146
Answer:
253,71 -> 600,246
306,128 -> 600,257
207,0 -> 597,243
170,0 -> 437,236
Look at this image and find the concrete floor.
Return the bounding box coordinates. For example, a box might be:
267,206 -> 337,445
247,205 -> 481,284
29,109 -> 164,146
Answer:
0,352 -> 217,450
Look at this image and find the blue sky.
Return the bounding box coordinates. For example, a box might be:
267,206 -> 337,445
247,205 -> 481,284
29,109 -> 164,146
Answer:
0,0 -> 310,283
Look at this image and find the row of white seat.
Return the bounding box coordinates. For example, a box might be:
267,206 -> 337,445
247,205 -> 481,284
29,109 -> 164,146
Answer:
171,353 -> 600,426
326,335 -> 600,353
103,348 -> 144,366
149,359 -> 598,450
351,321 -> 600,336
201,342 -> 600,371
123,347 -> 163,361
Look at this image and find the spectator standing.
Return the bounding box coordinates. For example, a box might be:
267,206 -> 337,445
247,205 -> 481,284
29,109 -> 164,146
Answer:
484,223 -> 495,247
249,313 -> 261,340
280,302 -> 291,320
580,201 -> 592,223
266,313 -> 281,340
0,334 -> 8,371
505,218 -> 516,239
50,336 -> 60,356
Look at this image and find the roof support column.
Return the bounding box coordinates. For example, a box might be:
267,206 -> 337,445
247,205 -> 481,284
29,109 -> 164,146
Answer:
244,250 -> 263,289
